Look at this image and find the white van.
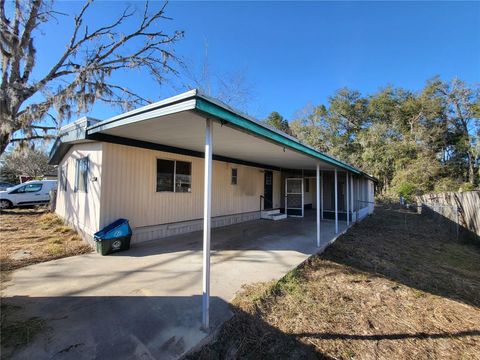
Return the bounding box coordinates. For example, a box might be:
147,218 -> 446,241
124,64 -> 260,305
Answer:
0,180 -> 57,209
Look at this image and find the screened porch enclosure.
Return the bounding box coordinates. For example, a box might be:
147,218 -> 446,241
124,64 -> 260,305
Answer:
278,170 -> 373,223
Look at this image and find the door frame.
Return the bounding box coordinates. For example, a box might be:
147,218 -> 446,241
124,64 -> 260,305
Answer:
263,170 -> 273,210
285,178 -> 304,217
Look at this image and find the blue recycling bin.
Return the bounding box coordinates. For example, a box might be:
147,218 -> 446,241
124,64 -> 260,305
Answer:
94,219 -> 132,255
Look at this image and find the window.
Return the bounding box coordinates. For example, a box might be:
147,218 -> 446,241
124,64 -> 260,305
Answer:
156,159 -> 191,193
11,183 -> 42,194
156,159 -> 174,191
24,184 -> 42,193
304,178 -> 310,193
231,168 -> 238,185
175,161 -> 191,193
75,157 -> 89,192
59,165 -> 68,191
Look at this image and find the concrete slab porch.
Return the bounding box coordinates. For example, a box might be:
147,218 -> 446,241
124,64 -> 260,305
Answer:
2,212 -> 348,359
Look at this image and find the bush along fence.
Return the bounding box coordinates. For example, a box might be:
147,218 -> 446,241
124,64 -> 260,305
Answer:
416,191 -> 480,243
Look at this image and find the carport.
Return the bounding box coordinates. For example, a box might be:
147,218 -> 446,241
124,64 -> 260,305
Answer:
80,90 -> 374,329
3,212 -> 349,359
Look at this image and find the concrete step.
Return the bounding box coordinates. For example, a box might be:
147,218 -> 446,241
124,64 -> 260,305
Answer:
261,210 -> 287,221
270,213 -> 287,221
261,209 -> 280,218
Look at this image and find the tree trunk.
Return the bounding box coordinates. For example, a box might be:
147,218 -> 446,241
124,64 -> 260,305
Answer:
0,132 -> 10,156
467,151 -> 476,186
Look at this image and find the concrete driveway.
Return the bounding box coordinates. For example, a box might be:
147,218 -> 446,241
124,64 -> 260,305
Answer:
2,214 -> 347,359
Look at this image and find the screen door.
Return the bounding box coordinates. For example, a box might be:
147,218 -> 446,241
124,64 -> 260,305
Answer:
285,178 -> 304,217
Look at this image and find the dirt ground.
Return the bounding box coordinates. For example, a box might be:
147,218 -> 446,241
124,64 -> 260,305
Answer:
190,205 -> 480,359
0,208 -> 92,272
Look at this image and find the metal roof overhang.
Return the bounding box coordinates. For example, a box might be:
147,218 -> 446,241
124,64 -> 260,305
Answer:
84,90 -> 370,173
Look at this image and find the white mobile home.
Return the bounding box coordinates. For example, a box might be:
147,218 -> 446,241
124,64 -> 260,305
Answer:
49,90 -> 375,245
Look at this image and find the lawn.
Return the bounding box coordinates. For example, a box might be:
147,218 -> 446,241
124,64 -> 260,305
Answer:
0,208 -> 92,272
190,205 -> 480,359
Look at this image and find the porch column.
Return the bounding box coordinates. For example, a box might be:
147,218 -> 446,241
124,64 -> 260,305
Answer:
346,172 -> 350,226
334,168 -> 338,234
316,163 -> 320,247
350,174 -> 354,223
356,177 -> 360,223
320,170 -> 324,219
202,118 -> 213,329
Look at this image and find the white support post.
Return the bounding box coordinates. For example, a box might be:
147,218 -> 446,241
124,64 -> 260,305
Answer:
334,168 -> 338,234
301,176 -> 304,218
350,174 -> 354,223
316,163 -> 320,247
356,177 -> 359,223
320,170 -> 324,219
346,172 -> 350,226
202,118 -> 213,330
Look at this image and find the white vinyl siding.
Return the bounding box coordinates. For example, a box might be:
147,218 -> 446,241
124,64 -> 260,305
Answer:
55,143 -> 102,239
99,143 -> 281,230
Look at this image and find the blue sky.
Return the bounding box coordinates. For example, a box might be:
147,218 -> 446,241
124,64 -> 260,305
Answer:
32,1 -> 480,122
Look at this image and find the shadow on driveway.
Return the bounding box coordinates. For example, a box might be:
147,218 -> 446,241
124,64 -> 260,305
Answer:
1,294 -> 326,360
2,295 -> 229,359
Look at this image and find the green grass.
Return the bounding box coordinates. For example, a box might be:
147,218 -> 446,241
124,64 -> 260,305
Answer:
271,267 -> 304,297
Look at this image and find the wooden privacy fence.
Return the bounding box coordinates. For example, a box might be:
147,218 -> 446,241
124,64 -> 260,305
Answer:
416,191 -> 480,242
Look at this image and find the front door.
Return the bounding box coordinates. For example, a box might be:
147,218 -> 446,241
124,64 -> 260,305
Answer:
285,178 -> 304,217
264,171 -> 273,210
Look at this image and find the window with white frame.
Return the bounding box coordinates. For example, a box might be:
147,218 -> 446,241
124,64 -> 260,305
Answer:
156,159 -> 191,192
231,168 -> 238,185
75,157 -> 89,192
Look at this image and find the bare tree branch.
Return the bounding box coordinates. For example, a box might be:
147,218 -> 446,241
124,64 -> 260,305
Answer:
0,0 -> 183,154
11,135 -> 56,142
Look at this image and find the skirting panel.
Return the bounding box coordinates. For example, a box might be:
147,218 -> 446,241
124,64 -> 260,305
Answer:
132,211 -> 261,244
357,207 -> 369,221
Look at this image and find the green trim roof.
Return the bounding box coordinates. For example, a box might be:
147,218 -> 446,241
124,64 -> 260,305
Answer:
195,97 -> 361,175
49,89 -> 377,181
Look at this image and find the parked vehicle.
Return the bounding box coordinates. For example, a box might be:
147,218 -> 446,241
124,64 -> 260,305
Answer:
0,180 -> 57,209
0,182 -> 15,191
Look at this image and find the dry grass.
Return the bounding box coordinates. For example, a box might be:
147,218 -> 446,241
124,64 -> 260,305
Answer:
0,208 -> 92,271
191,206 -> 480,360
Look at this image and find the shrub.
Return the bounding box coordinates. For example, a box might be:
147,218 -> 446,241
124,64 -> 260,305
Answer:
434,177 -> 463,192
396,182 -> 415,202
459,182 -> 477,192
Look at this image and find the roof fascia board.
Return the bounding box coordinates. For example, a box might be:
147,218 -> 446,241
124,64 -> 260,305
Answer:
87,96 -> 197,134
195,97 -> 361,174
196,90 -> 303,144
102,89 -> 197,123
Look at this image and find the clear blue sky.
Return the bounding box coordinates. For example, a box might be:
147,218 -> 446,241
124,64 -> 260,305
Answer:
34,1 -> 480,122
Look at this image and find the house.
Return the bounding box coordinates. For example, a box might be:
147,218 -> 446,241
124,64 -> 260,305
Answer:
49,89 -> 376,244
49,89 -> 376,327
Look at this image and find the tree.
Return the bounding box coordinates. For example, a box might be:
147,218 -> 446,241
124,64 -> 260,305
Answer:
290,103 -> 326,151
0,147 -> 55,183
264,111 -> 291,134
424,78 -> 479,186
289,78 -> 479,196
181,42 -> 254,111
0,0 -> 183,154
291,89 -> 368,166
